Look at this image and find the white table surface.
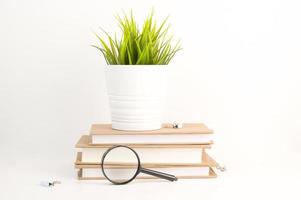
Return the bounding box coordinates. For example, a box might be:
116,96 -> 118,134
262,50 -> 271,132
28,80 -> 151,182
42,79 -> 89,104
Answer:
1,149 -> 300,200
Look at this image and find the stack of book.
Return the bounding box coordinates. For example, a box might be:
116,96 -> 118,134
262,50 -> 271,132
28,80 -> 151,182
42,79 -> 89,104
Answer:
74,123 -> 219,180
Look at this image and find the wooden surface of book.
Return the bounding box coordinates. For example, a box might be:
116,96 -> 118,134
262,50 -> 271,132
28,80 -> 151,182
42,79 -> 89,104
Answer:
77,168 -> 217,180
76,135 -> 213,148
202,149 -> 218,166
74,151 -> 217,167
90,123 -> 213,135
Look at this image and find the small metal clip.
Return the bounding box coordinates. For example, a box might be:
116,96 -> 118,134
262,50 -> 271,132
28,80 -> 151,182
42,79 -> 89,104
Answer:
40,181 -> 61,187
216,163 -> 226,172
172,123 -> 183,129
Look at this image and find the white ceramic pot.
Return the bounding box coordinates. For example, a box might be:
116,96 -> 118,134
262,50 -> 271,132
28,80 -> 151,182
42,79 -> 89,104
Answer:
105,65 -> 167,131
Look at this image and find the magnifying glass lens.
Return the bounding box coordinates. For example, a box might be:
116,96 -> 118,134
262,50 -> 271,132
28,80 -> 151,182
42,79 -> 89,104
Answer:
102,146 -> 139,184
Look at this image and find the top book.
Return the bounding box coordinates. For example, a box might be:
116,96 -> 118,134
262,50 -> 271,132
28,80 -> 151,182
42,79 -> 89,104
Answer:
90,123 -> 213,135
89,123 -> 213,145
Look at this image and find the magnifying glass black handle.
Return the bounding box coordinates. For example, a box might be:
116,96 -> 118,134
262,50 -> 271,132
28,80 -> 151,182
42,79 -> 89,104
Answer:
140,168 -> 178,182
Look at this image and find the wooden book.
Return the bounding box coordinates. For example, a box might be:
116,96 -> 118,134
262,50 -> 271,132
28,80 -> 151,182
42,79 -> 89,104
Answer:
76,135 -> 211,165
75,151 -> 218,180
77,168 -> 217,180
89,123 -> 213,145
76,135 -> 212,148
74,149 -> 216,167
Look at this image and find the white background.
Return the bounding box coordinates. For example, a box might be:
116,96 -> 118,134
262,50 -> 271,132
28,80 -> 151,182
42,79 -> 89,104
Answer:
0,0 -> 301,199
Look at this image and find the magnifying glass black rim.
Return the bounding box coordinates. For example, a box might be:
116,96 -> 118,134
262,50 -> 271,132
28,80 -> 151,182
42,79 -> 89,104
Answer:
101,145 -> 141,185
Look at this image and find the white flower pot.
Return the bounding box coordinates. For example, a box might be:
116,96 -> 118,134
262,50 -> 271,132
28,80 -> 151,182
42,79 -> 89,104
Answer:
105,65 -> 167,131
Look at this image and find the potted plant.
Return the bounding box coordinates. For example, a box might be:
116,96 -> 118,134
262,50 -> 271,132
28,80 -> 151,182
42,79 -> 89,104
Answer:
93,10 -> 181,131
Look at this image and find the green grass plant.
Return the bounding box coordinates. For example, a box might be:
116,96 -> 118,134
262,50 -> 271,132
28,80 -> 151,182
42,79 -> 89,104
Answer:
93,10 -> 181,65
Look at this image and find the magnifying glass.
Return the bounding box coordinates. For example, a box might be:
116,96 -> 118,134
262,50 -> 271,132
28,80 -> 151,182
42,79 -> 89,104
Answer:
101,145 -> 178,184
